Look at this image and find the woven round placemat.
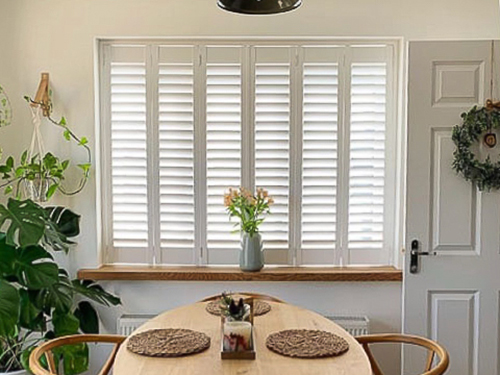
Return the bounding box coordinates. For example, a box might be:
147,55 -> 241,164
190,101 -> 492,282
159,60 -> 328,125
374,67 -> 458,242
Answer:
127,329 -> 210,357
266,329 -> 349,358
206,300 -> 271,317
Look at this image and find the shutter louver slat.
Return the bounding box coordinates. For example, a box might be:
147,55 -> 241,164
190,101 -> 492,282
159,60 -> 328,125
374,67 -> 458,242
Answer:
159,63 -> 196,254
110,62 -> 149,249
255,63 -> 290,251
301,64 -> 338,253
348,63 -> 387,252
207,63 -> 242,259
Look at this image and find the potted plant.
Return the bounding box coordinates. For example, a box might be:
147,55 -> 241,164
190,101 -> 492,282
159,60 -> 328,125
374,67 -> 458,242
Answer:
0,103 -> 91,202
224,187 -> 274,272
0,93 -> 118,375
219,294 -> 252,353
0,198 -> 121,375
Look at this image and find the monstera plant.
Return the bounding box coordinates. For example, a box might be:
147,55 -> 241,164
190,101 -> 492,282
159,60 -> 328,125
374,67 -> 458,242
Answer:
0,199 -> 120,375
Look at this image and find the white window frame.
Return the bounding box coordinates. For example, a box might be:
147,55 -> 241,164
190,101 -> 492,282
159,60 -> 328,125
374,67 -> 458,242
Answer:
97,37 -> 404,267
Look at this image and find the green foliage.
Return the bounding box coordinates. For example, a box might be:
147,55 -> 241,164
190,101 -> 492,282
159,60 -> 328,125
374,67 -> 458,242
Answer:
0,280 -> 20,337
452,106 -> 500,191
0,199 -> 121,374
224,187 -> 274,236
219,293 -> 250,321
0,199 -> 48,247
0,98 -> 92,202
0,199 -> 81,253
0,151 -> 74,201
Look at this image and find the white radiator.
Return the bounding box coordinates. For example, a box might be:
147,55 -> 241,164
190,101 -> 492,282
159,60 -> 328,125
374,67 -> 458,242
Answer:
118,314 -> 156,336
326,315 -> 370,336
119,314 -> 370,337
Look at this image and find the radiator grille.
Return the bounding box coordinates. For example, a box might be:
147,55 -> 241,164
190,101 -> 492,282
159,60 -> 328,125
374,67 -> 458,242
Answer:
119,314 -> 369,337
118,314 -> 156,336
326,315 -> 370,336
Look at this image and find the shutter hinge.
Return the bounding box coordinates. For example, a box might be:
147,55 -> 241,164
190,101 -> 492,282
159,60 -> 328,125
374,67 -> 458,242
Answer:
199,52 -> 203,67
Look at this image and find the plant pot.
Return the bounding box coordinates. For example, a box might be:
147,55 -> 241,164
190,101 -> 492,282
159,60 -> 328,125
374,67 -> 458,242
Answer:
240,232 -> 264,272
1,369 -> 28,375
23,177 -> 50,202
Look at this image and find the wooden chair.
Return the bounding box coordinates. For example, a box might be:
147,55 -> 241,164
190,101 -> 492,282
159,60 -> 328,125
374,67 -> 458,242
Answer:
29,334 -> 126,375
201,292 -> 285,303
355,334 -> 449,375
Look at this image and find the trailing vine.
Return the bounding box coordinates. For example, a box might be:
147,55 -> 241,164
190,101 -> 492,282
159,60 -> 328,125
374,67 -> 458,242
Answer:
452,105 -> 500,191
0,97 -> 91,200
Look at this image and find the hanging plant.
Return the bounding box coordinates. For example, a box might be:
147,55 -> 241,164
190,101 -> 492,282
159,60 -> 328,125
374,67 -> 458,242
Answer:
452,103 -> 500,191
0,97 -> 91,201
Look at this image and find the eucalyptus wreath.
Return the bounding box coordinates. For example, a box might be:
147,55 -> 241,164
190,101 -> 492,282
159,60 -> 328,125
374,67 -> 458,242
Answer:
452,105 -> 500,191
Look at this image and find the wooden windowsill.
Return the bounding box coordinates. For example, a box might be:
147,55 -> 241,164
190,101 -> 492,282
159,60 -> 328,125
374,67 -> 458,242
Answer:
77,265 -> 402,282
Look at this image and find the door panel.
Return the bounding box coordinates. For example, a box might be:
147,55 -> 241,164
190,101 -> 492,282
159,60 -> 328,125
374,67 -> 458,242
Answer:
405,41 -> 500,375
430,128 -> 480,254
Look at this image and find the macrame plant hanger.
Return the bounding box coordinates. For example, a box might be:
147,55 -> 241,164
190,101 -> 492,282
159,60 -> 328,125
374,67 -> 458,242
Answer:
26,73 -> 51,201
484,42 -> 500,148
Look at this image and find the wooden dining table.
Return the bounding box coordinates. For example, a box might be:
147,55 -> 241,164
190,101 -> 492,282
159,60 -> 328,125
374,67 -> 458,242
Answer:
114,300 -> 372,375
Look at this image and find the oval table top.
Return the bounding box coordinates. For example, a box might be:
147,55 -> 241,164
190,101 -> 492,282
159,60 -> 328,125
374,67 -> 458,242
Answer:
114,301 -> 372,375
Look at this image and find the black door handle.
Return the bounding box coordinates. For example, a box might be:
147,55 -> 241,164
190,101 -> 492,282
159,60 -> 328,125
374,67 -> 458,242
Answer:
410,240 -> 436,274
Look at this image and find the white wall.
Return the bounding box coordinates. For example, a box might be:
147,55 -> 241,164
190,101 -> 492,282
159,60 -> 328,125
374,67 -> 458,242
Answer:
1,1 -> 499,374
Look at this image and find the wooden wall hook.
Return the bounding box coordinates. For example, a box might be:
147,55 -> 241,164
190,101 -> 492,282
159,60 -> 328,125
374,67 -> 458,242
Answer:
32,73 -> 50,117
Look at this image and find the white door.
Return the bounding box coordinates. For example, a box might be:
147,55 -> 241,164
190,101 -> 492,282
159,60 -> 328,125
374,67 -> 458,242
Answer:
405,40 -> 500,375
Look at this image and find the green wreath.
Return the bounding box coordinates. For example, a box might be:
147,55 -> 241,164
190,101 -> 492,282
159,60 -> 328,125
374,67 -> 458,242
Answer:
452,105 -> 500,191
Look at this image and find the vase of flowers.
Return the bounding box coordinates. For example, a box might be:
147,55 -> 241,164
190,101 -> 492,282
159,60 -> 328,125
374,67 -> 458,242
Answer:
224,187 -> 273,272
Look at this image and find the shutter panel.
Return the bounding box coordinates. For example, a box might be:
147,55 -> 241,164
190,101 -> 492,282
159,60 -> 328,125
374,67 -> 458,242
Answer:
300,47 -> 341,265
254,47 -> 291,263
206,47 -> 242,265
348,58 -> 388,263
158,46 -> 196,264
108,46 -> 149,262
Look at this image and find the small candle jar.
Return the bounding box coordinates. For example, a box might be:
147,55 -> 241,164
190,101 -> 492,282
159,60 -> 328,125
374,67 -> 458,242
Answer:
223,321 -> 252,352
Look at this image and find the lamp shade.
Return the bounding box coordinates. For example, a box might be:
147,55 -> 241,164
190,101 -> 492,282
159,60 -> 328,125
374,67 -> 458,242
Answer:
218,0 -> 302,14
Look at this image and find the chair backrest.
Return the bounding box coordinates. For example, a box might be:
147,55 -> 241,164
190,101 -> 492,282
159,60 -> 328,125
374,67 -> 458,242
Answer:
29,334 -> 126,375
201,292 -> 284,303
355,334 -> 449,375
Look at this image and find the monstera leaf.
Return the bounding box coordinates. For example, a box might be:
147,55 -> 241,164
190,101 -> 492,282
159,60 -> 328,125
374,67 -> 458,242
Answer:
0,199 -> 47,248
55,343 -> 89,375
71,280 -> 121,306
33,271 -> 74,314
19,289 -> 44,331
53,310 -> 80,337
44,207 -> 81,253
14,246 -> 59,290
74,301 -> 99,334
45,207 -> 81,238
0,233 -> 17,277
0,280 -> 20,337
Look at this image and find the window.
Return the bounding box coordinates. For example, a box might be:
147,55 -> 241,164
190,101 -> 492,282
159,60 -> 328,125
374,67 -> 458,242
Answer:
99,39 -> 400,266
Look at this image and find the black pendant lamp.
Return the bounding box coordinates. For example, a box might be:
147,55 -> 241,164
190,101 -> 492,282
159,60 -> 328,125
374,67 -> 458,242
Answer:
218,0 -> 302,15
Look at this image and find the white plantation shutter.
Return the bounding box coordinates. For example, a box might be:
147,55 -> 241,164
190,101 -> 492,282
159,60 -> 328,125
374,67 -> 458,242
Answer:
300,47 -> 341,265
206,47 -> 242,265
101,40 -> 398,266
254,47 -> 291,264
158,46 -> 196,264
347,46 -> 394,265
107,45 -> 149,263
